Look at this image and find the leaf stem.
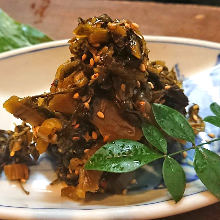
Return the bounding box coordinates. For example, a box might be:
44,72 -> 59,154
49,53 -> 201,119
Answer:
168,138 -> 220,158
30,88 -> 78,99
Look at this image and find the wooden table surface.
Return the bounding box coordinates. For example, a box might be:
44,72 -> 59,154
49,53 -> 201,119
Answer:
0,0 -> 220,219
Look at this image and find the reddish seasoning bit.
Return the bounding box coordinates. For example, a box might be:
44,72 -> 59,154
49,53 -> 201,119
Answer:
74,123 -> 80,129
165,85 -> 171,90
92,131 -> 98,140
73,93 -> 79,99
121,83 -> 126,92
90,58 -> 95,66
92,43 -> 100,48
91,73 -> 99,80
103,135 -> 110,142
97,111 -> 104,119
82,54 -> 87,61
72,136 -> 80,141
84,102 -> 90,109
84,149 -> 90,153
139,101 -> 145,106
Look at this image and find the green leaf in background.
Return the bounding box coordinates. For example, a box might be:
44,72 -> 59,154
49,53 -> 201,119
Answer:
162,156 -> 186,202
203,116 -> 220,128
85,139 -> 163,173
194,148 -> 220,199
142,123 -> 167,154
210,102 -> 220,117
152,103 -> 195,144
0,9 -> 52,53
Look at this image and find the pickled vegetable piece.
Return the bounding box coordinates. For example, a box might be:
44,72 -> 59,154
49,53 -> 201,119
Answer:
3,96 -> 45,126
4,163 -> 29,180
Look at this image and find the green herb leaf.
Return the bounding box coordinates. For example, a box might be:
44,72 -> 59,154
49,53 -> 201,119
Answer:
162,156 -> 186,202
194,148 -> 220,199
142,123 -> 167,154
85,139 -> 163,173
203,116 -> 220,128
0,9 -> 52,53
210,102 -> 220,117
152,103 -> 195,144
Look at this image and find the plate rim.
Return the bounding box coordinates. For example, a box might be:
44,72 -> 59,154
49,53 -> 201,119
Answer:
0,35 -> 220,61
0,36 -> 219,219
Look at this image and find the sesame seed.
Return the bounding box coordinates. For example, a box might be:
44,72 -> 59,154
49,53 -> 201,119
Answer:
92,131 -> 98,140
94,55 -> 100,63
73,92 -> 79,99
84,149 -> 90,153
122,189 -> 127,195
90,58 -> 95,66
131,22 -> 139,29
74,124 -> 80,129
97,111 -> 104,119
82,54 -> 87,61
139,63 -> 146,72
91,73 -> 99,80
84,102 -> 90,109
208,133 -> 215,138
103,135 -> 109,142
121,83 -> 126,92
98,46 -> 108,55
72,136 -> 80,141
165,85 -> 171,90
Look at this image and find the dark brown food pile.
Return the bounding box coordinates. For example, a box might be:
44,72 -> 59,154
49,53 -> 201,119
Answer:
1,14 -> 189,199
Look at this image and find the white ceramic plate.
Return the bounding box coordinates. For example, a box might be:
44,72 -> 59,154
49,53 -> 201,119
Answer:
0,36 -> 220,220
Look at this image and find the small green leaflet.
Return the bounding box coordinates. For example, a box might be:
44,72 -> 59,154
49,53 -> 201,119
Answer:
210,102 -> 220,117
142,123 -> 167,154
85,139 -> 163,173
0,9 -> 52,53
162,156 -> 186,202
204,116 -> 220,128
152,103 -> 195,144
194,148 -> 220,199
